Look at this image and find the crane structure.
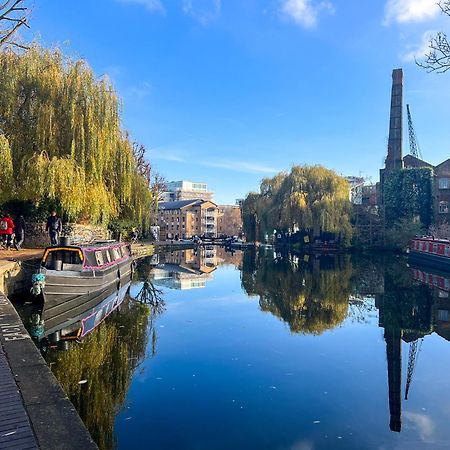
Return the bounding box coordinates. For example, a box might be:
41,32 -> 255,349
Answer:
404,338 -> 423,400
406,104 -> 423,160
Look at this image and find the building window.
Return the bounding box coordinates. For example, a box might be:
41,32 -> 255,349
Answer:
439,178 -> 450,189
438,310 -> 449,321
439,201 -> 449,214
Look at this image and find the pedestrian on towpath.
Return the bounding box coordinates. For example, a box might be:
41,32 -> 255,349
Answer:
0,213 -> 15,250
46,211 -> 62,246
14,214 -> 26,251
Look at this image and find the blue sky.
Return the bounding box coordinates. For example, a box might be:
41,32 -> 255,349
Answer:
29,0 -> 450,204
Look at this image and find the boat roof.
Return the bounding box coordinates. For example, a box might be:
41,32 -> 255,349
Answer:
413,236 -> 450,244
44,241 -> 128,252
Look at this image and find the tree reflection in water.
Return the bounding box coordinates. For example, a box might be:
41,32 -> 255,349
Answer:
241,249 -> 353,334
47,293 -> 155,450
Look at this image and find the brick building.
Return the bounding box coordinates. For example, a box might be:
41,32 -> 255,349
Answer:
403,155 -> 450,223
158,199 -> 218,240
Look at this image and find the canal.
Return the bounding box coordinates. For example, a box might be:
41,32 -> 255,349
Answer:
14,247 -> 450,449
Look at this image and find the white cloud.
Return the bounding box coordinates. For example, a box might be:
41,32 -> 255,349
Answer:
152,153 -> 186,162
404,411 -> 435,442
200,160 -> 280,174
401,30 -> 436,61
117,0 -> 165,14
182,0 -> 221,25
281,0 -> 335,29
384,0 -> 441,25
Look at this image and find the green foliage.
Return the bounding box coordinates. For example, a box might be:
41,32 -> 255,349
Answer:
384,168 -> 434,228
0,45 -> 156,226
384,218 -> 424,251
0,134 -> 13,202
242,165 -> 352,244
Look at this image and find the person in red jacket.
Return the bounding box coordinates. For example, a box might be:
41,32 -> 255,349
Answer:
0,213 -> 15,250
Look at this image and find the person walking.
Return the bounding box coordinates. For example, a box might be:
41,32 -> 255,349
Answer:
14,214 -> 26,251
46,211 -> 62,246
0,213 -> 15,250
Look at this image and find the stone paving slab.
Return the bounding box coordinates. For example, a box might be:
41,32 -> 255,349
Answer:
0,347 -> 38,450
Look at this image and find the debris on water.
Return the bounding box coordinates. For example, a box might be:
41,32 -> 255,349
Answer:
156,377 -> 163,380
125,417 -> 132,420
160,325 -> 165,328
270,386 -> 277,390
337,436 -> 343,439
192,374 -> 196,377
78,379 -> 87,384
313,420 -> 320,424
1,431 -> 17,437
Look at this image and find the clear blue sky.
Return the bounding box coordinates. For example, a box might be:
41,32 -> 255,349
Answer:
28,0 -> 450,204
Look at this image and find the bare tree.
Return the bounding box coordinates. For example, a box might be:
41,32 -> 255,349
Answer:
417,1 -> 450,73
0,0 -> 30,50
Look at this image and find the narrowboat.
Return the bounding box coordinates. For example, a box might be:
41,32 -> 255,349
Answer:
32,241 -> 133,313
409,237 -> 450,271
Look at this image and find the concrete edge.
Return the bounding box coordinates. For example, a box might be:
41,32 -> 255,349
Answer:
0,291 -> 98,450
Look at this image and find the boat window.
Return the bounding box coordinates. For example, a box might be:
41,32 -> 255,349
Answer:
120,246 -> 130,257
103,249 -> 112,263
433,244 -> 438,253
84,251 -> 97,267
95,251 -> 104,266
44,249 -> 83,270
438,309 -> 449,321
111,247 -> 121,260
445,246 -> 450,257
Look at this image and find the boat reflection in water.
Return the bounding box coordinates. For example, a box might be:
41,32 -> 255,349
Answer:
28,281 -> 132,353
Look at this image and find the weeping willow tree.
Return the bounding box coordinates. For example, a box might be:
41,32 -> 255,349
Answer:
0,134 -> 13,202
242,165 -> 352,244
0,45 -> 157,227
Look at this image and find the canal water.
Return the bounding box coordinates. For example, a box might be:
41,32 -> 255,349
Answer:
16,247 -> 450,449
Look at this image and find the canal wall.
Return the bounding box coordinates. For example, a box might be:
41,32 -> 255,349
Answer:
25,222 -> 110,248
0,292 -> 98,449
0,257 -> 40,297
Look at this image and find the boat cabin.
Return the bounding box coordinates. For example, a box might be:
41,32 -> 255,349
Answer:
411,237 -> 450,257
42,242 -> 131,271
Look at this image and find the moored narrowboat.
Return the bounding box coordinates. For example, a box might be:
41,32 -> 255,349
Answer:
32,241 -> 133,312
409,237 -> 450,271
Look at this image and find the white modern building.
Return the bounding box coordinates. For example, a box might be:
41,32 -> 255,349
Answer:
161,180 -> 213,202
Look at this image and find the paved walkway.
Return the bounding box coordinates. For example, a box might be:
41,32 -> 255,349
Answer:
0,347 -> 38,450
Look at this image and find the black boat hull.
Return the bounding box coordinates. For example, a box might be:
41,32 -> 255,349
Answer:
409,251 -> 450,272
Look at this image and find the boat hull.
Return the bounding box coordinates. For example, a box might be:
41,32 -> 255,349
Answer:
409,250 -> 450,272
41,258 -> 133,322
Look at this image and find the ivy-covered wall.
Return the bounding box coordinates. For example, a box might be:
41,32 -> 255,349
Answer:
384,168 -> 434,228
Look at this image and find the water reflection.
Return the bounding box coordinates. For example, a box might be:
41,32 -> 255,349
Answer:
241,249 -> 450,437
241,250 -> 353,334
149,246 -> 241,290
47,298 -> 152,449
14,248 -> 450,449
